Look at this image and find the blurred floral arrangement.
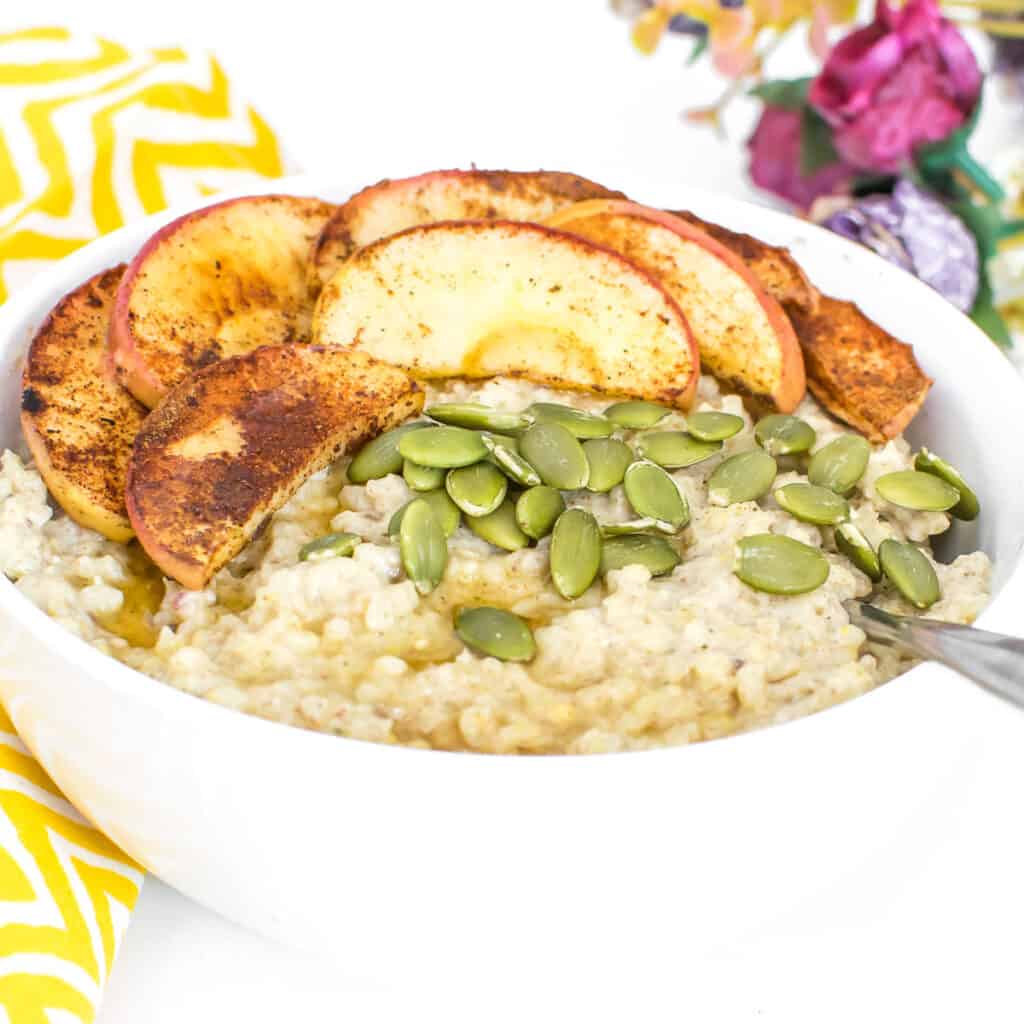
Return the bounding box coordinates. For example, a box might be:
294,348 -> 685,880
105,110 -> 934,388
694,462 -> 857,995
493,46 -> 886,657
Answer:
614,0 -> 1024,347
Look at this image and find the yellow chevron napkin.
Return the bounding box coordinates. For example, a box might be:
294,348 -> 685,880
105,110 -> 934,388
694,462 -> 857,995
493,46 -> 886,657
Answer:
0,26 -> 288,1021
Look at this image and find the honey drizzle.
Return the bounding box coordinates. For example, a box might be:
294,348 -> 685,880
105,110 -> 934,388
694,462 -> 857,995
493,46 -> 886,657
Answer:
95,542 -> 166,648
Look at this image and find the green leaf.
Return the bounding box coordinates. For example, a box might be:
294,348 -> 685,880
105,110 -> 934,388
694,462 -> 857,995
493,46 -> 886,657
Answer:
950,197 -> 1004,261
800,105 -> 839,176
917,189 -> 1015,347
686,33 -> 708,66
969,269 -> 1013,348
749,77 -> 811,111
944,195 -> 1013,346
915,86 -> 1003,203
999,219 -> 1024,240
902,170 -> 1012,348
912,162 -> 963,200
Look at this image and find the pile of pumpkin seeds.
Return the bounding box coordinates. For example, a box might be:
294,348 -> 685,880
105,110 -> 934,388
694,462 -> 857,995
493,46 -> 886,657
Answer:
298,398 -> 979,662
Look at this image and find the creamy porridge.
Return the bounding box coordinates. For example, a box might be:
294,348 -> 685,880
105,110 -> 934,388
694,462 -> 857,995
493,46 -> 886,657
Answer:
0,375 -> 990,754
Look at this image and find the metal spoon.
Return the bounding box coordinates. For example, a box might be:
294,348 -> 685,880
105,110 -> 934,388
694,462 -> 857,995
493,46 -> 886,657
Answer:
846,600 -> 1024,711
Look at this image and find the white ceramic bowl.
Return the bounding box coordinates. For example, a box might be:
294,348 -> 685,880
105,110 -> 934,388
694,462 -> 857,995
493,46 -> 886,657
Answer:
2,173 -> 1023,990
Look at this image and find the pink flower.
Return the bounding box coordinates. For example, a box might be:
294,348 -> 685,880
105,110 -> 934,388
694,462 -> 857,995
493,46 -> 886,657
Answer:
808,0 -> 981,173
747,106 -> 855,210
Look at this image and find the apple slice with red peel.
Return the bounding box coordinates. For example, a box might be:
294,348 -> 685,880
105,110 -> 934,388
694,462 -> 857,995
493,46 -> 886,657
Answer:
312,219 -> 699,409
126,345 -> 423,589
110,194 -> 336,408
310,169 -> 623,290
546,200 -> 806,413
21,265 -> 148,542
668,209 -> 817,317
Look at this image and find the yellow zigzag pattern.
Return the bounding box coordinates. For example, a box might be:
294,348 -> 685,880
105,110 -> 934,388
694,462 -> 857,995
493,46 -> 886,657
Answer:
0,27 -> 288,1022
0,26 -> 286,302
0,706 -> 143,1022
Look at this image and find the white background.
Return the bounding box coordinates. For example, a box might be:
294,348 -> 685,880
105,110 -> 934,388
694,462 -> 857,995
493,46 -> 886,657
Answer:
5,1 -> 1024,1020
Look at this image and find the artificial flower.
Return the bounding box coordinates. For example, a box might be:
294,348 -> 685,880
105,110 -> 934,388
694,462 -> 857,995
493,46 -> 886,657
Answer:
817,179 -> 980,311
625,0 -> 857,77
808,0 -> 981,173
747,105 -> 855,208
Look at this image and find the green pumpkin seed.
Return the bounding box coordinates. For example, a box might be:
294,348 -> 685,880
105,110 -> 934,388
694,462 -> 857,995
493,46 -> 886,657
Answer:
600,518 -> 659,536
549,508 -> 602,599
519,422 -> 589,490
491,448 -> 541,487
397,426 -> 487,468
403,460 -> 445,492
774,483 -> 850,525
835,522 -> 881,581
526,402 -> 614,438
399,498 -> 447,595
482,434 -> 541,487
874,470 -> 959,512
600,535 -> 680,577
299,532 -> 360,562
734,534 -> 830,596
623,461 -> 689,532
635,431 -> 721,469
425,402 -> 528,432
914,448 -> 979,521
455,606 -> 536,662
466,499 -> 529,551
347,421 -> 430,483
604,400 -> 671,429
583,438 -> 633,493
687,411 -> 744,442
445,462 -> 508,518
878,539 -> 940,609
389,489 -> 461,539
880,464 -> 963,513
707,450 -> 778,506
754,414 -> 816,457
515,486 -> 565,540
481,432 -> 520,454
807,435 -> 870,494
389,504 -> 408,535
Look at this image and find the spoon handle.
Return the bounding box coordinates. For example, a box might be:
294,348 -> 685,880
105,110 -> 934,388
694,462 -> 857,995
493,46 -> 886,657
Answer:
846,600 -> 1024,711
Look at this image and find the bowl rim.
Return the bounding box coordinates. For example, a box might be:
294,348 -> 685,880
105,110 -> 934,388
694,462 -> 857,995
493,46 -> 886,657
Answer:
2,171 -> 1021,765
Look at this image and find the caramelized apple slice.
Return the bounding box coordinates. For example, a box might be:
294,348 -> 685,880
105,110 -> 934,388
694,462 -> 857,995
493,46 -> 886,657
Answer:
665,209 -> 929,436
126,346 -> 423,589
790,296 -> 932,441
110,194 -> 336,408
310,169 -> 623,289
21,265 -> 147,542
668,210 -> 817,316
547,200 -> 805,412
312,219 -> 699,409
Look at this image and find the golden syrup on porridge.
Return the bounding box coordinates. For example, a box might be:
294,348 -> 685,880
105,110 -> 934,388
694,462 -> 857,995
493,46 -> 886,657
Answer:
97,543 -> 165,648
214,584 -> 255,615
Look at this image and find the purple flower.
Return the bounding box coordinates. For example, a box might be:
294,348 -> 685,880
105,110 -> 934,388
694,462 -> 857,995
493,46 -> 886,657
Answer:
747,106 -> 856,210
808,0 -> 982,173
818,179 -> 979,311
668,13 -> 708,35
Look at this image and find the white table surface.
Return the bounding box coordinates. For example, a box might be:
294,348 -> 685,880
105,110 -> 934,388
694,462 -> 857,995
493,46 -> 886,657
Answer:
13,1 -> 1024,1020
